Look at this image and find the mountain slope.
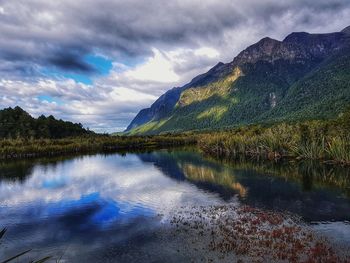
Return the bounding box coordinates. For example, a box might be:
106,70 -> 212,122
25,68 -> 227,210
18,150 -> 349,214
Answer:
262,46 -> 350,121
126,27 -> 350,135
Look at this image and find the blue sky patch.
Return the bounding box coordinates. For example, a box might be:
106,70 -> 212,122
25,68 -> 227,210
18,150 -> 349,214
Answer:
84,54 -> 113,75
37,95 -> 64,105
40,54 -> 113,85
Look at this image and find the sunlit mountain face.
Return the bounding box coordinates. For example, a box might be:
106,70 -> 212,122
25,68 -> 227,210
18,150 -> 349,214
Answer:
0,0 -> 349,133
126,27 -> 350,134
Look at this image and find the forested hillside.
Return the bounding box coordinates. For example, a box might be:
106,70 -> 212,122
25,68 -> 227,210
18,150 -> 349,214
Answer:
0,106 -> 92,138
126,27 -> 350,135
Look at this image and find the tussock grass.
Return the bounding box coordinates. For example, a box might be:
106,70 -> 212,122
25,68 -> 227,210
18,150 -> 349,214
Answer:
0,134 -> 196,159
198,119 -> 350,165
326,136 -> 350,165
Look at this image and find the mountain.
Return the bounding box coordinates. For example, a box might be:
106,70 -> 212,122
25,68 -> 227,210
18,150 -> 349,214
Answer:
126,26 -> 350,135
0,106 -> 92,138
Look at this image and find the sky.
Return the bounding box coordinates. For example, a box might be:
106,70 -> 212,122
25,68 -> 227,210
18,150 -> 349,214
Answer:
0,0 -> 349,133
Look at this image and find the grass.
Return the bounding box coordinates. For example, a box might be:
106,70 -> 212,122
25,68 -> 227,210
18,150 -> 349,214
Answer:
197,119 -> 350,165
1,228 -> 51,263
1,110 -> 350,166
0,134 -> 196,160
2,119 -> 349,165
326,136 -> 350,165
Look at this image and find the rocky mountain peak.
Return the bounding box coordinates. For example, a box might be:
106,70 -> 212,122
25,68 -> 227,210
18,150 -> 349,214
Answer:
233,37 -> 282,65
283,32 -> 310,44
126,26 -> 350,133
232,29 -> 349,67
342,26 -> 350,34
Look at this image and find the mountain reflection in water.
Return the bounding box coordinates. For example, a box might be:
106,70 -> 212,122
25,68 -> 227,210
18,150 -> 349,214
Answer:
0,149 -> 349,262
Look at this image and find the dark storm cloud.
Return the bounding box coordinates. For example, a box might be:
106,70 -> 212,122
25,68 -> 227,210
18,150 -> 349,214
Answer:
0,0 -> 348,77
0,0 -> 349,131
48,53 -> 95,73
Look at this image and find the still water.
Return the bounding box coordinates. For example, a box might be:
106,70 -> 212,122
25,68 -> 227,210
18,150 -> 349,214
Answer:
1,149 -> 350,262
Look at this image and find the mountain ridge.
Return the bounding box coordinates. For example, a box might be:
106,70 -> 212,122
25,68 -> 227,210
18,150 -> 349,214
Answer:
126,26 -> 350,134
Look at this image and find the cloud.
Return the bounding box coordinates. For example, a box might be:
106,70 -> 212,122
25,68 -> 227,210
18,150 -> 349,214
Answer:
1,0 -> 349,74
0,153 -> 222,210
124,49 -> 180,83
0,78 -> 157,133
0,0 -> 349,131
0,152 -> 226,261
48,53 -> 96,73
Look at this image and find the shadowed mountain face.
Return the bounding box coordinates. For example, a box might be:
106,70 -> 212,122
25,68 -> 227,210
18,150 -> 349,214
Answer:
126,27 -> 350,134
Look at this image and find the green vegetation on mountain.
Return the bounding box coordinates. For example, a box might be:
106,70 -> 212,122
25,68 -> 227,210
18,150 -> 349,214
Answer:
126,27 -> 350,135
262,47 -> 350,121
177,67 -> 243,107
1,105 -> 349,165
2,27 -> 350,165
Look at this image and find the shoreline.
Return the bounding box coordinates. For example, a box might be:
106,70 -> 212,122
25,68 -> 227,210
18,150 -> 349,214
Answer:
1,127 -> 349,169
0,135 -> 196,160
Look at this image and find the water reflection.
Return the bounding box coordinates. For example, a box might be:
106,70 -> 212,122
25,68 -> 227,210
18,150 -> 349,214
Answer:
139,150 -> 350,221
0,149 -> 349,262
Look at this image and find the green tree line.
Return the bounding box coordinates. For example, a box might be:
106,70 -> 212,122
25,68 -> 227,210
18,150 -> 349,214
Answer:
0,106 -> 92,139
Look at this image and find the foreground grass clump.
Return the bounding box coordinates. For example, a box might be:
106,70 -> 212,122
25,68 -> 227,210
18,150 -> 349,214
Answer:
1,228 -> 51,262
0,134 -> 196,159
326,136 -> 350,164
198,114 -> 350,165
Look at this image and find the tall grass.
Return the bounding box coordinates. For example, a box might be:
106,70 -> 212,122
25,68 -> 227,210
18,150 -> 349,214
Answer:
198,121 -> 350,165
1,117 -> 349,165
326,136 -> 350,165
0,134 -> 197,159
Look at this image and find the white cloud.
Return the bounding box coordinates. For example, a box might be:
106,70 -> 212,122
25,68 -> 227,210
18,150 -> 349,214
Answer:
0,0 -> 349,132
125,49 -> 180,83
0,154 -> 222,211
194,47 -> 220,58
0,78 -> 157,133
110,87 -> 156,102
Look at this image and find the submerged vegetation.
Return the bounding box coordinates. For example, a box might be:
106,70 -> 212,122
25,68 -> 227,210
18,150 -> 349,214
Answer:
168,205 -> 350,262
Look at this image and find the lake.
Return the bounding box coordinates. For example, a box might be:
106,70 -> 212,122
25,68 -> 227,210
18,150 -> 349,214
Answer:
1,148 -> 350,262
